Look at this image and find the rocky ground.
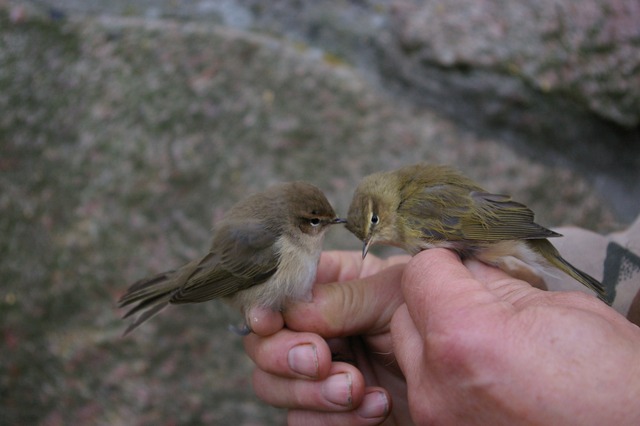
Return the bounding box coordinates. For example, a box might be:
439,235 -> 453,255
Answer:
1,1 -> 637,424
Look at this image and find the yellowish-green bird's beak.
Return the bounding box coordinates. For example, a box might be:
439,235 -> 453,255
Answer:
362,239 -> 372,259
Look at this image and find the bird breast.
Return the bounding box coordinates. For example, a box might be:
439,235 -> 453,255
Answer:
231,232 -> 324,312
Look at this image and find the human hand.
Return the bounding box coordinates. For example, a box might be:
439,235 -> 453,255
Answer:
243,250 -> 412,425
245,247 -> 640,425
392,248 -> 640,425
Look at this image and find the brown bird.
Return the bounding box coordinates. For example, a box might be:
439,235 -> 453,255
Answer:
119,181 -> 345,335
345,163 -> 609,304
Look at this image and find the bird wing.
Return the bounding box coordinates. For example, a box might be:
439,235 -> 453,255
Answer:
397,183 -> 473,241
170,220 -> 280,303
462,191 -> 560,241
399,185 -> 559,242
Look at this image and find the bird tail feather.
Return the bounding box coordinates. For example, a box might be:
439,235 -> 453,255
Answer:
118,270 -> 180,336
529,239 -> 610,305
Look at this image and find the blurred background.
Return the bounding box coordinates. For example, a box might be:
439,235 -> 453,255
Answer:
1,0 -> 638,424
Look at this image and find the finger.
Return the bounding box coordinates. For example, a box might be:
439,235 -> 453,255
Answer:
463,259 -> 625,319
401,249 -> 508,336
464,258 -> 514,283
315,251 -> 366,285
464,259 -> 584,309
244,328 -> 332,379
389,304 -> 423,383
359,253 -> 411,279
315,251 -> 410,285
464,258 -> 629,324
287,388 -> 391,426
390,304 -> 445,424
286,263 -> 406,337
252,363 -> 366,411
246,305 -> 284,337
463,258 -> 548,305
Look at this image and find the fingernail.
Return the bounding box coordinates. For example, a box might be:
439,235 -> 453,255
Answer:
288,343 -> 318,378
321,373 -> 352,407
357,390 -> 389,419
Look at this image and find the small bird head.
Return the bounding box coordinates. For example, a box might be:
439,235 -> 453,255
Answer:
345,172 -> 401,258
283,182 -> 346,237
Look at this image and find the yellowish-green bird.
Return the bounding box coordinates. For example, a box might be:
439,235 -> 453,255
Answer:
346,163 -> 609,304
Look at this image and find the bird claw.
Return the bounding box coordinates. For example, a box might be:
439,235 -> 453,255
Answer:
228,323 -> 252,336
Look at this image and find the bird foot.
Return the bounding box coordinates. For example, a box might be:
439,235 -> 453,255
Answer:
228,322 -> 252,336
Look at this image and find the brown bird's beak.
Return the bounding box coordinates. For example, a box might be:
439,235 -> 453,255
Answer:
362,239 -> 372,259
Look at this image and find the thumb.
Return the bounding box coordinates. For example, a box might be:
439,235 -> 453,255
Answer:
401,249 -> 507,337
284,263 -> 406,337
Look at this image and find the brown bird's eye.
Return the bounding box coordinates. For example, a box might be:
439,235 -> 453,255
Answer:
371,214 -> 379,225
310,218 -> 321,226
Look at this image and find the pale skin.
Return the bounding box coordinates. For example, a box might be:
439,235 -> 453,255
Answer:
243,249 -> 640,425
